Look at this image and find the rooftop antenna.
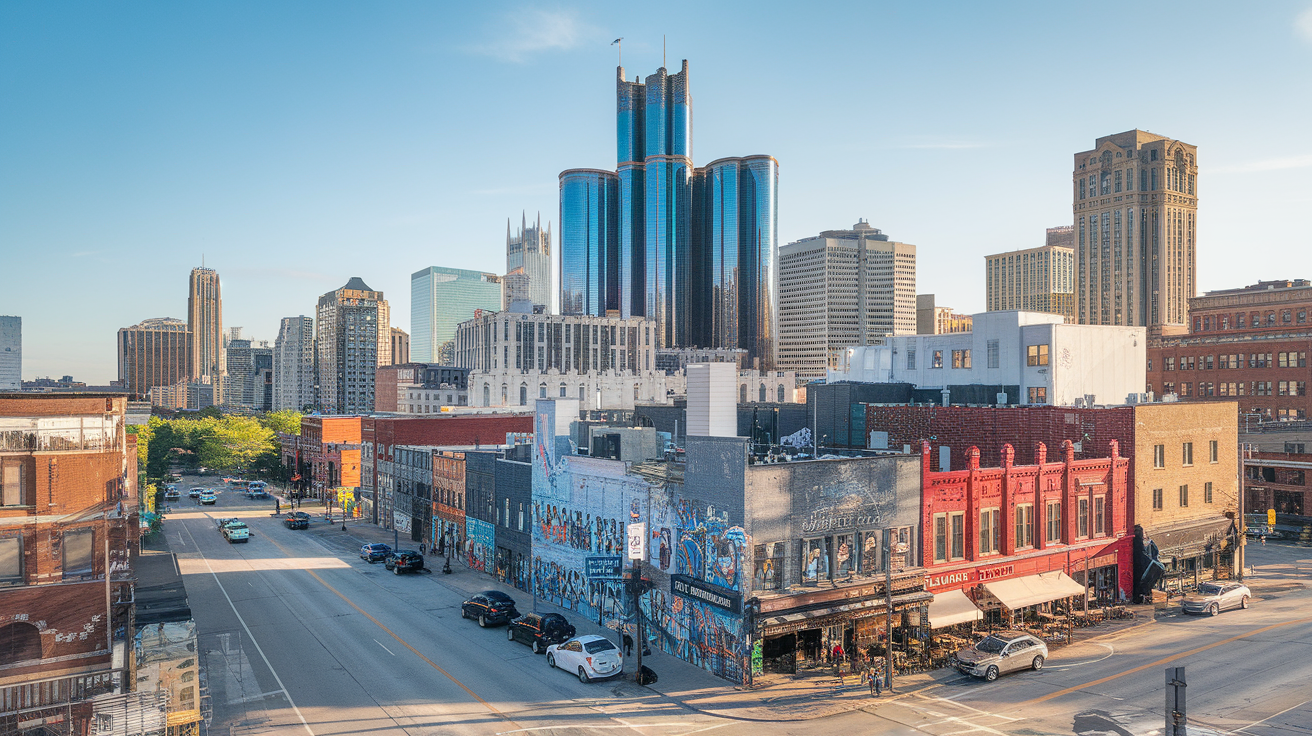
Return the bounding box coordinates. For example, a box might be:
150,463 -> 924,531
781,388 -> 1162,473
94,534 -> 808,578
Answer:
612,37 -> 622,67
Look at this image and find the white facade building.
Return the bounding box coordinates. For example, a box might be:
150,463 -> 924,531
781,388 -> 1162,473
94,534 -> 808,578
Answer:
829,311 -> 1145,407
273,316 -> 315,411
0,316 -> 20,390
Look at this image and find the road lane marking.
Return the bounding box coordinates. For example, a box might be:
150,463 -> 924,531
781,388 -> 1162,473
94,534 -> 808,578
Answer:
1043,643 -> 1114,669
374,638 -> 395,656
256,529 -> 523,729
497,726 -> 700,734
1023,615 -> 1312,705
1228,696 -> 1312,734
180,522 -> 315,735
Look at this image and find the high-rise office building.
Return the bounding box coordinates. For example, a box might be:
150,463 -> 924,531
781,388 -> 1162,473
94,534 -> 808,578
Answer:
316,277 -> 390,414
411,267 -> 501,364
390,327 -> 410,365
0,316 -> 19,390
984,235 -> 1076,322
117,318 -> 194,396
1073,130 -> 1197,327
273,316 -> 314,411
187,267 -> 225,401
507,212 -> 552,312
915,295 -> 973,335
223,328 -> 272,409
777,221 -> 916,379
559,61 -> 779,369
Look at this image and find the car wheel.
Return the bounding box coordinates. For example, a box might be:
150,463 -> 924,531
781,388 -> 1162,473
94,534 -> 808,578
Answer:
460,608 -> 469,620
1032,655 -> 1044,671
1208,604 -> 1219,617
394,565 -> 402,575
479,614 -> 488,628
578,667 -> 590,684
547,653 -> 556,668
508,628 -> 515,641
532,640 -> 542,654
1241,595 -> 1250,609
985,666 -> 999,682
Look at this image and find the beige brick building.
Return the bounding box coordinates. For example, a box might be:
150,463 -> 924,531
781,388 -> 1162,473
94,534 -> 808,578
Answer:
983,234 -> 1076,323
1073,130 -> 1198,328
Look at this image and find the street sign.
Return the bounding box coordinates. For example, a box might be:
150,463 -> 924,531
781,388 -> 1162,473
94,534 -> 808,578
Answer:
627,522 -> 646,560
584,555 -> 624,579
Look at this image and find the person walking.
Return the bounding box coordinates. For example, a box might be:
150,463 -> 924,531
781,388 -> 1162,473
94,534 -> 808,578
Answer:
276,499 -> 281,515
622,631 -> 634,657
872,666 -> 883,697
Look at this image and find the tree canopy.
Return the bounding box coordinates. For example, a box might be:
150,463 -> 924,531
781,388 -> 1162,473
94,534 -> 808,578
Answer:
136,410 -> 297,480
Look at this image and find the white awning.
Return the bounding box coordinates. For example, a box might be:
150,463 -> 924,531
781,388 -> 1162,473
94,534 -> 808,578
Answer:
927,589 -> 983,629
982,571 -> 1087,610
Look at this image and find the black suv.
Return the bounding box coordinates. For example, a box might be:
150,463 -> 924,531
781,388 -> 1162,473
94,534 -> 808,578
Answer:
384,550 -> 424,575
461,590 -> 518,627
507,612 -> 576,654
282,512 -> 310,529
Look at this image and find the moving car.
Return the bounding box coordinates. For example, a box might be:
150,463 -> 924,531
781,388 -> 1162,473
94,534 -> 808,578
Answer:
215,517 -> 239,530
954,631 -> 1048,682
199,493 -> 217,505
360,543 -> 392,563
507,612 -> 576,654
282,512 -> 310,529
383,550 -> 424,575
221,521 -> 250,543
164,489 -> 181,501
461,590 -> 518,627
546,635 -> 623,683
188,488 -> 204,498
1182,582 -> 1251,616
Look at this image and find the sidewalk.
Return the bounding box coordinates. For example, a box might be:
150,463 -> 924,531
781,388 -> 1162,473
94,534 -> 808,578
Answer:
293,511 -> 1161,721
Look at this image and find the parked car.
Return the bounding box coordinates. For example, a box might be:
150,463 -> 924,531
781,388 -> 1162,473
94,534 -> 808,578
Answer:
199,493 -> 217,505
1182,582 -> 1251,616
360,543 -> 392,563
546,635 -> 623,683
282,512 -> 310,529
383,550 -> 424,575
221,521 -> 250,543
164,489 -> 181,501
461,590 -> 519,627
188,488 -> 204,498
954,631 -> 1048,681
245,489 -> 269,499
507,612 -> 576,654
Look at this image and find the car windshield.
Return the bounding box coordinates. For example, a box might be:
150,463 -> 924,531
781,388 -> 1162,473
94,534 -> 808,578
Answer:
975,636 -> 1008,654
1197,583 -> 1223,595
583,639 -> 617,654
228,523 -> 246,529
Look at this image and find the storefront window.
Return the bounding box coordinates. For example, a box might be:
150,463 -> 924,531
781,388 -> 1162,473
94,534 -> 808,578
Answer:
802,538 -> 829,583
950,513 -> 965,560
860,530 -> 880,573
834,534 -> 855,577
979,508 -> 1000,555
1046,502 -> 1062,543
754,542 -> 784,590
933,515 -> 947,563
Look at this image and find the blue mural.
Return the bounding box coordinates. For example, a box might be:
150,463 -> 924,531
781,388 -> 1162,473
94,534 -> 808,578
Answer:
465,518 -> 494,573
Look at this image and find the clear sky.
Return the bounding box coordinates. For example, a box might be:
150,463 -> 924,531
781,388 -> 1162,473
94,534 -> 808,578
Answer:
3,1 -> 1311,384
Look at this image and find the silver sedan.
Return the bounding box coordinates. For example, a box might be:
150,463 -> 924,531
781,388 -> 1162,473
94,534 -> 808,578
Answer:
1182,582 -> 1251,616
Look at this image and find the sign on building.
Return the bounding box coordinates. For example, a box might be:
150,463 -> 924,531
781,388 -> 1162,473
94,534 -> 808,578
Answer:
627,522 -> 646,560
585,555 -> 624,579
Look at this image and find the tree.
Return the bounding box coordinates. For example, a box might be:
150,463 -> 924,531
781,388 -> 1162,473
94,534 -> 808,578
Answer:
260,409 -> 302,436
195,416 -> 275,472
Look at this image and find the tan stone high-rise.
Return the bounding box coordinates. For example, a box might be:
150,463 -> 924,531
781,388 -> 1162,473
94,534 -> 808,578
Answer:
315,277 -> 391,414
984,228 -> 1076,322
187,266 -> 225,401
1073,130 -> 1197,328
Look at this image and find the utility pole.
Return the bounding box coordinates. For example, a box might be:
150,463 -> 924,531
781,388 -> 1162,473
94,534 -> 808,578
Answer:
884,529 -> 895,693
1166,666 -> 1187,736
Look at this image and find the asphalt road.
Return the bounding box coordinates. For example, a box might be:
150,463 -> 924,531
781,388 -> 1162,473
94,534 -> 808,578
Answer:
170,478 -> 1312,736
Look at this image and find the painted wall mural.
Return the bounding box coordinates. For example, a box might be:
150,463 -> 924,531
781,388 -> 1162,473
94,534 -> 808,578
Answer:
465,517 -> 494,573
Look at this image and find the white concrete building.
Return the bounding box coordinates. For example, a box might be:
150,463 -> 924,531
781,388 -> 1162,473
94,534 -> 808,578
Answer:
829,311 -> 1145,407
273,316 -> 315,411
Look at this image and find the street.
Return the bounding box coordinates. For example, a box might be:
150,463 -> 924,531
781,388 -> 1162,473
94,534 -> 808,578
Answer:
171,480 -> 1312,736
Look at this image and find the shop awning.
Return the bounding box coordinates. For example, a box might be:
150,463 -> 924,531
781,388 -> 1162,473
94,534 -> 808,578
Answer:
758,591 -> 933,636
1150,517 -> 1236,560
928,589 -> 983,629
983,571 -> 1086,610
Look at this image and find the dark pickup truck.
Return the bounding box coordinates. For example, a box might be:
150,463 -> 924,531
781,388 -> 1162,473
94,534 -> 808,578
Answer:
282,511 -> 311,530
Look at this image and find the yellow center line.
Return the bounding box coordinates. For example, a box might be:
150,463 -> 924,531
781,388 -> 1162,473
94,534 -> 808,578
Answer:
260,526 -> 523,729
1023,615 -> 1312,705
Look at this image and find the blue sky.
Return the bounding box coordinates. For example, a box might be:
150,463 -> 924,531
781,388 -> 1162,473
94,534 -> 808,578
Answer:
3,1 -> 1311,384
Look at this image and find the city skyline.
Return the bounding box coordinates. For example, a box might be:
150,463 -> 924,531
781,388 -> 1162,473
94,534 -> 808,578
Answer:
4,3 -> 1312,382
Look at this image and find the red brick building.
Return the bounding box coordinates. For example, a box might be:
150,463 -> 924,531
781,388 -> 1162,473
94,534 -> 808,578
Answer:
921,440 -> 1131,611
1244,449 -> 1310,518
298,416 -> 364,500
1146,280 -> 1312,421
1,393 -> 139,733
433,450 -> 466,550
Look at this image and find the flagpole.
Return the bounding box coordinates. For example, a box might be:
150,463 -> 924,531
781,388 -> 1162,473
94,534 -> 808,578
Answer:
612,37 -> 623,67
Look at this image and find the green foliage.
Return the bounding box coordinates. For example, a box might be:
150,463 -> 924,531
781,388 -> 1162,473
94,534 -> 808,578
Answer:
260,409 -> 303,436
134,414 -> 281,476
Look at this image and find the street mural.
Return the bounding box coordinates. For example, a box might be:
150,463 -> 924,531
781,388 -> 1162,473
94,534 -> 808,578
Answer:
466,517 -> 494,573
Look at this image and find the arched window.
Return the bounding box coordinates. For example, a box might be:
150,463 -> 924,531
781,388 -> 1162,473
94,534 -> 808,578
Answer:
519,384 -> 528,405
739,385 -> 747,404
539,383 -> 547,398
0,622 -> 43,664
759,384 -> 767,403
777,384 -> 785,402
501,384 -> 508,404
483,384 -> 490,405
559,382 -> 567,397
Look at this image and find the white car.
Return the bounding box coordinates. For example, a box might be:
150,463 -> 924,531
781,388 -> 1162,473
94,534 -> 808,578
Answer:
546,635 -> 623,683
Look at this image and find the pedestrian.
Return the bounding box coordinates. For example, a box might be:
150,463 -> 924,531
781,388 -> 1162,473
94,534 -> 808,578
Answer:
419,542 -> 426,555
623,631 -> 634,656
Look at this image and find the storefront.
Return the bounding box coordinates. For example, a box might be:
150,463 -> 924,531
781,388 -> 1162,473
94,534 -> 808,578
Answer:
1143,516 -> 1237,593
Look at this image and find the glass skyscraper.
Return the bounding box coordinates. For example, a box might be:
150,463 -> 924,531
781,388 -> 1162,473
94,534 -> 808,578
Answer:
411,267 -> 503,363
560,60 -> 778,369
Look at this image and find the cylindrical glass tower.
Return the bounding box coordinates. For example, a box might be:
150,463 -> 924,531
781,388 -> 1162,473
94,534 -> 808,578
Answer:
559,169 -> 619,317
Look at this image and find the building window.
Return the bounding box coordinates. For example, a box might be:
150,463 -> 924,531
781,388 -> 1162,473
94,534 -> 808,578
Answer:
539,383 -> 547,399
933,514 -> 948,563
1165,356 -> 1175,371
1028,387 -> 1047,404
1182,442 -> 1193,466
1179,485 -> 1189,507
559,382 -> 567,397
1,462 -> 30,507
1077,498 -> 1089,538
1209,440 -> 1218,463
907,348 -> 916,370
519,384 -> 527,405
979,508 -> 1000,555
1015,504 -> 1034,549
952,349 -> 971,369
1152,488 -> 1164,510
987,339 -> 999,368
754,542 -> 785,590
63,528 -> 94,578
0,537 -> 22,586
802,538 -> 830,582
1154,444 -> 1165,468
950,512 -> 965,560
1027,344 -> 1049,366
1204,481 -> 1214,504
777,384 -> 785,402
1094,496 -> 1106,536
932,350 -> 944,369
1046,501 -> 1062,543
